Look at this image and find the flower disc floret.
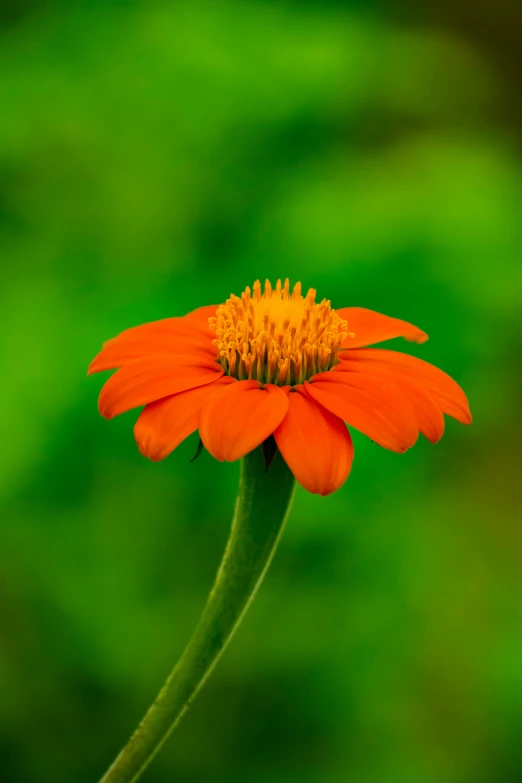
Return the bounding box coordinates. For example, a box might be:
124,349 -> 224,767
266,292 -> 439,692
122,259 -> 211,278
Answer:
209,279 -> 349,385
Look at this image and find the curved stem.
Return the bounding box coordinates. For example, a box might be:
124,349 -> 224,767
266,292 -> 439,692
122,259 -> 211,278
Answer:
98,446 -> 295,783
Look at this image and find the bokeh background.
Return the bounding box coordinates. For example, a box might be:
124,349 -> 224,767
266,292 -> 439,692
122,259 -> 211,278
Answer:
1,1 -> 521,781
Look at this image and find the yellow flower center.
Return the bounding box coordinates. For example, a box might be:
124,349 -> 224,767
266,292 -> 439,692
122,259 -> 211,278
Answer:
209,279 -> 349,385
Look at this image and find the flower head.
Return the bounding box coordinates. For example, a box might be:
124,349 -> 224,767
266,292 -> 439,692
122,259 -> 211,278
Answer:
89,279 -> 471,495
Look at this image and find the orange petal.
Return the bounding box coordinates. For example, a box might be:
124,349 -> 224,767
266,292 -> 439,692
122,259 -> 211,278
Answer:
274,387 -> 354,496
384,379 -> 444,443
199,381 -> 289,462
336,348 -> 471,424
103,306 -> 216,349
134,376 -> 236,461
336,307 -> 428,349
98,356 -> 223,419
332,360 -> 444,443
88,307 -> 218,375
88,335 -> 215,374
306,373 -> 418,452
184,304 -> 220,325
401,384 -> 445,443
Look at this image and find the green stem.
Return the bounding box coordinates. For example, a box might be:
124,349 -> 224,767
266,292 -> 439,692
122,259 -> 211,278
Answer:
98,446 -> 295,783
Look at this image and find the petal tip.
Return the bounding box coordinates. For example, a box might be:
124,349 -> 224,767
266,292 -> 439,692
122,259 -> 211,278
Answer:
88,353 -> 115,375
403,329 -> 429,344
413,331 -> 429,344
134,425 -> 171,461
454,405 -> 472,426
98,391 -> 116,420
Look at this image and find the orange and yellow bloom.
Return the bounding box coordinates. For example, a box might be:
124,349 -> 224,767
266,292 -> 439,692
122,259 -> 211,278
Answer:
89,279 -> 471,495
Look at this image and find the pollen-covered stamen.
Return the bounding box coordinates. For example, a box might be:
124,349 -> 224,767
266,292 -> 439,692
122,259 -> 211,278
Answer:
209,279 -> 348,386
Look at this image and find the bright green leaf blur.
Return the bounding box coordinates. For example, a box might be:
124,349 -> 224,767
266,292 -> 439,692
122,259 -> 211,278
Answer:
1,2 -> 521,782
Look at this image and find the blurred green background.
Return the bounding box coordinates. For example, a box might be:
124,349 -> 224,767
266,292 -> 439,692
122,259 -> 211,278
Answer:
1,1 -> 521,781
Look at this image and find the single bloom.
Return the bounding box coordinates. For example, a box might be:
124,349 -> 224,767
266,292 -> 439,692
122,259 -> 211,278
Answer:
89,279 -> 471,495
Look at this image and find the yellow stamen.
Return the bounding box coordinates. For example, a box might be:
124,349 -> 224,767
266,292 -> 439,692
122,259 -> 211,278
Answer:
209,279 -> 348,386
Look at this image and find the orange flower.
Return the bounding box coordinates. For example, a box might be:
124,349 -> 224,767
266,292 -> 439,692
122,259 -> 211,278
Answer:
89,279 -> 471,495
